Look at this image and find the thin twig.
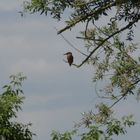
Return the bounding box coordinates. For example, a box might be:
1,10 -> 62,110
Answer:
54,27 -> 88,57
93,23 -> 109,37
109,95 -> 124,108
85,19 -> 90,38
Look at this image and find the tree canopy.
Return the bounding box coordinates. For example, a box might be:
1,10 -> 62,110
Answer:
0,73 -> 34,140
22,0 -> 140,139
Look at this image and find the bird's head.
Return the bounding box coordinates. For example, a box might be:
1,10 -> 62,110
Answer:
64,52 -> 72,55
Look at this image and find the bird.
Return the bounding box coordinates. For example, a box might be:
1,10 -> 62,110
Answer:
64,52 -> 73,66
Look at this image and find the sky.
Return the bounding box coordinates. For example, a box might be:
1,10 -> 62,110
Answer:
0,1 -> 140,140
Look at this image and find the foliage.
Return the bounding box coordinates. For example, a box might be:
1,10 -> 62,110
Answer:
22,0 -> 140,140
0,73 -> 34,140
51,113 -> 136,140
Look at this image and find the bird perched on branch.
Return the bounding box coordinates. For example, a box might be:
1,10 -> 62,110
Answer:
64,52 -> 73,66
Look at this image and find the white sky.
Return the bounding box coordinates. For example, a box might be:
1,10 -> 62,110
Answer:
0,1 -> 140,140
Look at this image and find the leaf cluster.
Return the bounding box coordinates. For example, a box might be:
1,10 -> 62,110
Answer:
51,113 -> 136,140
0,73 -> 34,140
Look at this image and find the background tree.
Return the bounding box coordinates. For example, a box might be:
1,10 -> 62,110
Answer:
22,0 -> 140,139
0,73 -> 34,140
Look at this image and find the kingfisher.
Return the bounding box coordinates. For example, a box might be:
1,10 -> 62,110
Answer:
64,52 -> 73,66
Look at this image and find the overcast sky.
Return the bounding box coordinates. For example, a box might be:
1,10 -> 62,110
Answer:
0,1 -> 140,140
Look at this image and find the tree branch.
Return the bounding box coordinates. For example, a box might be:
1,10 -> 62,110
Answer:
57,2 -> 116,34
109,79 -> 140,108
76,17 -> 140,68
